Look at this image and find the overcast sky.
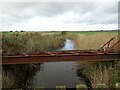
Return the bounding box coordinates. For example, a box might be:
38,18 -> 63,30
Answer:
0,2 -> 118,31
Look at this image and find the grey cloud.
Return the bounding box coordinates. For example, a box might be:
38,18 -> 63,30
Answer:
70,2 -> 118,25
0,2 -> 118,26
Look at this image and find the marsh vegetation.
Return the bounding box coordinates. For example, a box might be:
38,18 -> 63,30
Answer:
76,60 -> 120,88
67,31 -> 120,88
67,31 -> 119,51
2,31 -> 120,89
2,31 -> 66,55
2,31 -> 66,88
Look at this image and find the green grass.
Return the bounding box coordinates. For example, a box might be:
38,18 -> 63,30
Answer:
67,30 -> 118,35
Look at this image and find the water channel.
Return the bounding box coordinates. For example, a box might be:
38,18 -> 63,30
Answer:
31,39 -> 85,88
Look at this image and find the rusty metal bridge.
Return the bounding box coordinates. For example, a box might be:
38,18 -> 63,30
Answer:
1,37 -> 120,65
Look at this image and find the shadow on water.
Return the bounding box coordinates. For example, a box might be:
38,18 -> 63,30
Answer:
32,62 -> 85,88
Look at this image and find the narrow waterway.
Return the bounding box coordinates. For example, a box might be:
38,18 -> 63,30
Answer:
31,39 -> 84,88
60,39 -> 75,50
3,39 -> 119,89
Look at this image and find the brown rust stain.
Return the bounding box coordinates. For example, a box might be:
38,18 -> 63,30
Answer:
1,50 -> 120,65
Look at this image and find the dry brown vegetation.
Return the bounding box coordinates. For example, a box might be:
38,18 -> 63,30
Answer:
67,32 -> 119,51
2,31 -> 66,88
76,61 -> 120,88
72,31 -> 120,88
2,32 -> 66,55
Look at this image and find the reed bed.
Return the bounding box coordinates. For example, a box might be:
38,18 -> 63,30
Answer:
76,60 -> 120,88
2,63 -> 41,88
2,31 -> 66,88
2,32 -> 66,55
71,31 -> 119,88
67,32 -> 118,51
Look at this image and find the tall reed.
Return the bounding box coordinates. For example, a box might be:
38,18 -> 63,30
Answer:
2,32 -> 66,55
67,32 -> 118,51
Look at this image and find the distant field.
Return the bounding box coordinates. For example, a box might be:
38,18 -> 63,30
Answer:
67,30 -> 118,35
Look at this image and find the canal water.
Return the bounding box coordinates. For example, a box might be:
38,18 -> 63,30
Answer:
31,39 -> 84,88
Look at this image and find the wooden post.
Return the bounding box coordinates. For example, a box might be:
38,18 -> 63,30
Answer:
76,84 -> 87,90
96,83 -> 108,88
56,85 -> 66,90
115,83 -> 120,88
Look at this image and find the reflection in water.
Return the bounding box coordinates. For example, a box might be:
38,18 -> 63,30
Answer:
31,39 -> 86,88
32,62 -> 84,88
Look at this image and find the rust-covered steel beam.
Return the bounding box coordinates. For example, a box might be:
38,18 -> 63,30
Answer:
1,50 -> 120,65
98,37 -> 115,51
